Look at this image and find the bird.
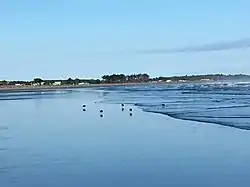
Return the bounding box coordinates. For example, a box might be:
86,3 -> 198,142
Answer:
121,104 -> 125,107
100,114 -> 103,118
129,108 -> 133,112
121,108 -> 125,111
83,109 -> 86,112
82,104 -> 86,107
129,113 -> 133,116
100,109 -> 103,113
162,104 -> 165,107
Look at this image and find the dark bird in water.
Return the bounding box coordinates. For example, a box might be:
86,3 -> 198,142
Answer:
129,108 -> 133,112
162,104 -> 165,107
83,104 -> 86,107
83,109 -> 86,112
100,114 -> 103,118
100,109 -> 103,113
129,113 -> 133,116
121,104 -> 125,107
122,108 -> 124,111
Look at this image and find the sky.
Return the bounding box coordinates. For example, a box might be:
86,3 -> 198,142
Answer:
1,0 -> 250,80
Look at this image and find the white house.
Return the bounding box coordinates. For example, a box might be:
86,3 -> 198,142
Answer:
53,81 -> 61,86
79,82 -> 90,85
32,83 -> 39,86
179,80 -> 186,82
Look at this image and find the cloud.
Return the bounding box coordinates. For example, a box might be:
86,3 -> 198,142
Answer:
136,38 -> 250,54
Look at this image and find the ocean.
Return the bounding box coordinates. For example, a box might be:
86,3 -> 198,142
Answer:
1,84 -> 250,187
100,82 -> 250,130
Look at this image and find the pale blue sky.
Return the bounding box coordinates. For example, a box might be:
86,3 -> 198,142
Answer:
1,0 -> 250,80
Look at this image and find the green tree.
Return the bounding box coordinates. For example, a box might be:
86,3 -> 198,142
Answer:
0,80 -> 7,85
33,78 -> 43,85
102,73 -> 150,83
74,78 -> 81,85
66,78 -> 74,85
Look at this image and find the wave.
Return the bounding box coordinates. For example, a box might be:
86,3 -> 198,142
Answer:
142,109 -> 250,130
101,83 -> 250,130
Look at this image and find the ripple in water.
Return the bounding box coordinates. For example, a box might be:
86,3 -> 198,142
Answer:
0,165 -> 19,174
100,82 -> 250,130
0,90 -> 76,101
0,126 -> 8,130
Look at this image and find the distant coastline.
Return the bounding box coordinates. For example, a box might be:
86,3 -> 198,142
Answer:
1,73 -> 250,93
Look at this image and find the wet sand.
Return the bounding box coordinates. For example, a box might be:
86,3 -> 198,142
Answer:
0,83 -> 146,93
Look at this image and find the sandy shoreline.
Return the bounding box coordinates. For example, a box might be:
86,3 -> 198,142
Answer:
0,83 -> 147,93
0,80 -> 216,93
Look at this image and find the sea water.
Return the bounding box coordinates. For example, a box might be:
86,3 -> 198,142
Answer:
100,82 -> 250,130
1,85 -> 250,187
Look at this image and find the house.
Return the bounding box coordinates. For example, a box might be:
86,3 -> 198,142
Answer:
150,81 -> 158,84
179,80 -> 186,82
78,82 -> 90,85
32,83 -> 39,86
53,81 -> 61,86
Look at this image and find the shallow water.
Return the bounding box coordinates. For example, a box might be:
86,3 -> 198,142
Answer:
100,82 -> 250,130
1,88 -> 250,187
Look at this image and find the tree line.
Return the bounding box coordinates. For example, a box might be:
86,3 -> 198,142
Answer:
0,78 -> 101,86
152,74 -> 250,82
0,73 -> 151,86
102,74 -> 150,83
32,78 -> 101,85
1,74 -> 250,86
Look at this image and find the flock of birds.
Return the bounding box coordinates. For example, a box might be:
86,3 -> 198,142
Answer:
81,103 -> 167,118
82,103 -> 133,117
